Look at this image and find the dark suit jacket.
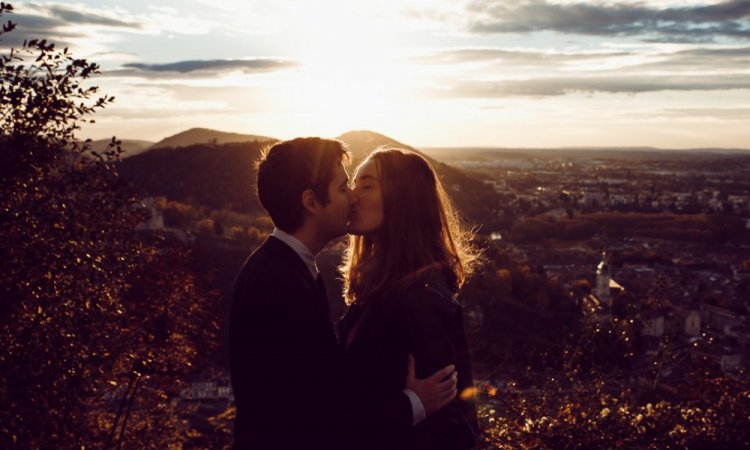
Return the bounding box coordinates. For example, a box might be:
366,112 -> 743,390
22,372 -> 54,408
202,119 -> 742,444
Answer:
340,278 -> 479,450
230,236 -> 343,450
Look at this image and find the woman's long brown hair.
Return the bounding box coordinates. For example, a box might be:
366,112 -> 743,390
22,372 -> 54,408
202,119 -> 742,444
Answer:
340,148 -> 480,305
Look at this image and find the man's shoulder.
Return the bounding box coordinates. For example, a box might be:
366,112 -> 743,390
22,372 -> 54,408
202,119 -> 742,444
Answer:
239,238 -> 275,268
234,237 -> 311,299
237,236 -> 292,277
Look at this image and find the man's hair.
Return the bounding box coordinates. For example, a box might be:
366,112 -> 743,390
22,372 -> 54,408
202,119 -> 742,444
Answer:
256,137 -> 350,232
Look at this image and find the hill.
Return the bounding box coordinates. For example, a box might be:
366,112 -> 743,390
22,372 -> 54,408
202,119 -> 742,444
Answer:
150,128 -> 274,149
119,141 -> 267,213
336,130 -> 431,163
90,139 -> 154,158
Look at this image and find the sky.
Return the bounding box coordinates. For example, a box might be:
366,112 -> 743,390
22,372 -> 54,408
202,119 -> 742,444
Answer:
3,0 -> 750,148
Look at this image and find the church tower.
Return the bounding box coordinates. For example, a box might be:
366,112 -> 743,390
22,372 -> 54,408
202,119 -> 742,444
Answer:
596,251 -> 611,306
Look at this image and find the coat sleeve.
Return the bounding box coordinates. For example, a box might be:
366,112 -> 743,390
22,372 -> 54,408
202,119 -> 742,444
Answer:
396,287 -> 480,450
399,287 -> 460,379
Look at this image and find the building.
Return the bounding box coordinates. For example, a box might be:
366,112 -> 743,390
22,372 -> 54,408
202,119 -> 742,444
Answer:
596,251 -> 612,307
701,303 -> 743,334
136,197 -> 164,231
674,307 -> 701,336
640,309 -> 666,337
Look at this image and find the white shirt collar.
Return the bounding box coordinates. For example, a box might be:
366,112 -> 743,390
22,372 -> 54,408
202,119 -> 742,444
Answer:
271,228 -> 319,279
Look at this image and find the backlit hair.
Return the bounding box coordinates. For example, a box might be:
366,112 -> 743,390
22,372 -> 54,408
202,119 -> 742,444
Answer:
340,148 -> 479,305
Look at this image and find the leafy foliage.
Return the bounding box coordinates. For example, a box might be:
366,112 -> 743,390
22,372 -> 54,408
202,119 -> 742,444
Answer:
462,238 -> 750,449
476,367 -> 750,449
0,4 -> 217,447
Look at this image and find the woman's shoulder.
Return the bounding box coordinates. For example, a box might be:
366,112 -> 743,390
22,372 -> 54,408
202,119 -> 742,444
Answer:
394,277 -> 460,318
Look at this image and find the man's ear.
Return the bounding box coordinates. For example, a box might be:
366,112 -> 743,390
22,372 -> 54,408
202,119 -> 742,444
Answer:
301,189 -> 319,215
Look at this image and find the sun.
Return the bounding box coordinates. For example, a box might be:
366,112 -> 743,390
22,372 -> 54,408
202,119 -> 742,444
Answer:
269,2 -> 415,135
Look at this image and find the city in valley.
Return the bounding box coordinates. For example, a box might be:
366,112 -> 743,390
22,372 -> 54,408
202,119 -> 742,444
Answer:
434,147 -> 749,384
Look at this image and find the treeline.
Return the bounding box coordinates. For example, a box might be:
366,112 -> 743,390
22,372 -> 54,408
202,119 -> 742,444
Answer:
119,141 -> 268,214
510,212 -> 745,243
149,197 -> 271,244
460,240 -> 579,374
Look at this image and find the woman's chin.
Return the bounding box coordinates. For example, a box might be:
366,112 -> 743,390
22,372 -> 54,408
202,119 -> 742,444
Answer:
347,221 -> 369,236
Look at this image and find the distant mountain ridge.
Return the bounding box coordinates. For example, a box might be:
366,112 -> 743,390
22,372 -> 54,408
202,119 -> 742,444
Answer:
150,128 -> 275,150
90,139 -> 155,158
96,126 -> 750,159
119,129 -> 500,228
336,130 -> 430,163
422,146 -> 750,163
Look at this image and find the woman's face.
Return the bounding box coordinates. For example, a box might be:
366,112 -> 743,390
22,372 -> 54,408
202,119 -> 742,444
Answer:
348,158 -> 384,237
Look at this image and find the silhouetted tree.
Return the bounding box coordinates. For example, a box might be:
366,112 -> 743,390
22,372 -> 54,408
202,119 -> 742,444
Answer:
0,5 -> 217,447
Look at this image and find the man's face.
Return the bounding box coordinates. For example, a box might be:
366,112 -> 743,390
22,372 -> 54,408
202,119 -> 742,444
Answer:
317,162 -> 356,240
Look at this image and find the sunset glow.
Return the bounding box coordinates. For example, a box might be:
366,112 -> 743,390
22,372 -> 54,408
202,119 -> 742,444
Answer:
5,0 -> 749,148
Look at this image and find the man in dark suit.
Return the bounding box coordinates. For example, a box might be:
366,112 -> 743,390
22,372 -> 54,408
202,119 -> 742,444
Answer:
230,137 -> 458,450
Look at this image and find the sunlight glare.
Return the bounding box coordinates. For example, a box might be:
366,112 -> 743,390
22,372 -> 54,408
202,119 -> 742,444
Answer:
273,1 -> 416,134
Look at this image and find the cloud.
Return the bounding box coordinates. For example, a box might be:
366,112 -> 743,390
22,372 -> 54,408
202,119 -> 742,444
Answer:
659,107 -> 750,119
635,45 -> 750,69
415,43 -> 750,79
466,0 -> 750,42
114,59 -> 297,76
439,74 -> 750,97
415,42 -> 750,100
0,3 -> 212,53
0,3 -> 143,51
45,5 -> 140,28
418,47 -> 632,65
0,12 -> 82,48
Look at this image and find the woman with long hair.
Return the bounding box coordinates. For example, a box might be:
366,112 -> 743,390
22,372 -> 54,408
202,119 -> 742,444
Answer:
340,148 -> 481,450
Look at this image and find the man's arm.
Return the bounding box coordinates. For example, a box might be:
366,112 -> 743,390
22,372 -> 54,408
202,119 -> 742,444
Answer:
346,331 -> 458,436
405,353 -> 458,423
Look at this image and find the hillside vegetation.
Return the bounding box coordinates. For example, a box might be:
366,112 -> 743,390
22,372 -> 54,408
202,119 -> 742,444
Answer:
510,212 -> 745,243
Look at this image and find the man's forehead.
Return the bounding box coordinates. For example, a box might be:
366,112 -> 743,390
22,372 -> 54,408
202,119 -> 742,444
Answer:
333,163 -> 349,181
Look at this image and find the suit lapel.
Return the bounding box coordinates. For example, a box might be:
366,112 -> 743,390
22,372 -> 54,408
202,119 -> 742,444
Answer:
265,236 -> 314,284
315,275 -> 330,316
